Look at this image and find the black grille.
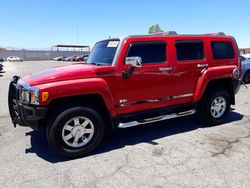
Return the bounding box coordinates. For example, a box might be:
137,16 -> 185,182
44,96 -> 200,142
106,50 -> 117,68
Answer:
8,76 -> 20,127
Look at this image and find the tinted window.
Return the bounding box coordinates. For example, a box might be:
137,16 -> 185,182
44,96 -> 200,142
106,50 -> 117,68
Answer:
211,41 -> 235,60
127,42 -> 166,64
175,41 -> 204,61
87,40 -> 119,65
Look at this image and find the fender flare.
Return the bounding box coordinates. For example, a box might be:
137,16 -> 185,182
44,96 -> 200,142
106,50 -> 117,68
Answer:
36,78 -> 116,116
193,65 -> 237,104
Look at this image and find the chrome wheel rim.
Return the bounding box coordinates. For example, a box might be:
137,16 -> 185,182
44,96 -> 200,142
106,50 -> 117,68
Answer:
210,96 -> 226,118
62,116 -> 95,148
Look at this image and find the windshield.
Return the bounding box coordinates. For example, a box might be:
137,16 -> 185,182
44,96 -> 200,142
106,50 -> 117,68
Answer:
87,40 -> 119,65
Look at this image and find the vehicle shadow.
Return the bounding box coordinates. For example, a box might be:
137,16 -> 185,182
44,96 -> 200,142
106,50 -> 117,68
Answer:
25,111 -> 243,163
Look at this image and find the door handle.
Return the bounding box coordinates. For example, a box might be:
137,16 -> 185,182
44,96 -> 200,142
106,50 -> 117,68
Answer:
159,67 -> 173,71
197,64 -> 208,68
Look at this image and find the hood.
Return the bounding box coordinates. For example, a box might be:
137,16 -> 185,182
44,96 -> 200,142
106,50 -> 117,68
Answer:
22,63 -> 95,86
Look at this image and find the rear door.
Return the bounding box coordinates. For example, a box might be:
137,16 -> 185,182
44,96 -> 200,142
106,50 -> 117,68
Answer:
171,39 -> 208,105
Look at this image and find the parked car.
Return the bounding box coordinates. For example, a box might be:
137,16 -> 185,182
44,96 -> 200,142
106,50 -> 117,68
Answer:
241,55 -> 250,83
53,56 -> 66,61
75,54 -> 89,61
243,53 -> 250,60
64,56 -> 77,61
0,58 -> 4,62
6,56 -> 23,62
8,32 -> 241,158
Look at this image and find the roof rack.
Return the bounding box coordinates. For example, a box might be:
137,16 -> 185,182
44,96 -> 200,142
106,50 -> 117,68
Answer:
151,31 -> 178,36
203,32 -> 226,36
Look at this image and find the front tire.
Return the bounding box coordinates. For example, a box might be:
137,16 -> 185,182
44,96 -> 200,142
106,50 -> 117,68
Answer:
46,105 -> 105,158
199,89 -> 231,125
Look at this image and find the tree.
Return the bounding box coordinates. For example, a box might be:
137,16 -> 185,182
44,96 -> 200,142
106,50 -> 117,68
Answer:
148,24 -> 164,34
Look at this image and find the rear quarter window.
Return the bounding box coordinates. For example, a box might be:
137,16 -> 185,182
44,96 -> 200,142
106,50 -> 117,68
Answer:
211,41 -> 235,60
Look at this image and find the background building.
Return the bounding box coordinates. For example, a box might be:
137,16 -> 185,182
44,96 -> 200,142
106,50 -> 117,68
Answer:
240,48 -> 250,54
0,45 -> 90,61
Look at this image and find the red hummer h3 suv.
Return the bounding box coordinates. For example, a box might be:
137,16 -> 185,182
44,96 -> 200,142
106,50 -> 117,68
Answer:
8,32 -> 241,157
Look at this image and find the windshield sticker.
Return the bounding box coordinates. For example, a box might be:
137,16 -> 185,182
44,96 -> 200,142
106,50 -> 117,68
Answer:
107,41 -> 119,48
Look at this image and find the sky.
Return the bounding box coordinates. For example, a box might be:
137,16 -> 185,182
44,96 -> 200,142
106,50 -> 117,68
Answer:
0,0 -> 250,49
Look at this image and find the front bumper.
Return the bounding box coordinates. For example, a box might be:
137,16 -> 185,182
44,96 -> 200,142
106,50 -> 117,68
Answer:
8,76 -> 47,129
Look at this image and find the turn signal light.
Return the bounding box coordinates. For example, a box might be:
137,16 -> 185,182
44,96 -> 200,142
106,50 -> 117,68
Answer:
41,92 -> 49,102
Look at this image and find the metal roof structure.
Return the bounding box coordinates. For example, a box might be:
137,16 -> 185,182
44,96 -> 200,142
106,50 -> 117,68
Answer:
53,45 -> 90,52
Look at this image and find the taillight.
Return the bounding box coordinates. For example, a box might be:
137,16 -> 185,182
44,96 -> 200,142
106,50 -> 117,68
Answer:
232,68 -> 240,79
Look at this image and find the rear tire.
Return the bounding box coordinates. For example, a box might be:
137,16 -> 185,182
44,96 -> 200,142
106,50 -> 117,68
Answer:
46,105 -> 105,158
199,89 -> 231,125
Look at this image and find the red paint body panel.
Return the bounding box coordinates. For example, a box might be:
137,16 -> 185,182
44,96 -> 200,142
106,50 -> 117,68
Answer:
36,77 -> 116,116
22,64 -> 95,86
108,37 -> 174,115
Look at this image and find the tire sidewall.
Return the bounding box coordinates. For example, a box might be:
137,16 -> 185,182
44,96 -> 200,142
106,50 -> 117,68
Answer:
47,106 -> 105,157
201,90 -> 231,125
243,71 -> 250,84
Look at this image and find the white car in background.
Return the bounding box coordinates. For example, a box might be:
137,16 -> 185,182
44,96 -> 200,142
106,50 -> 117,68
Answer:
6,56 -> 23,62
243,53 -> 250,59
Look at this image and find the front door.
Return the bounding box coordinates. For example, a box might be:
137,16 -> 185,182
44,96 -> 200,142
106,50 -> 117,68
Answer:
113,40 -> 174,115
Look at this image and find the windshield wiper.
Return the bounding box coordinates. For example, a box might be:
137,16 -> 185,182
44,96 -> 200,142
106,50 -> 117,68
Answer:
89,62 -> 97,65
88,62 -> 110,66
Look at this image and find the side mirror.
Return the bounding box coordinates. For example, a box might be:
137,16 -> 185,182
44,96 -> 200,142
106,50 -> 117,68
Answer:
125,56 -> 142,68
123,56 -> 142,79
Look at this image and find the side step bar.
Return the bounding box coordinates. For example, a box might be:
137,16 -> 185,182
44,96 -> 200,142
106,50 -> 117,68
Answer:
118,109 -> 196,128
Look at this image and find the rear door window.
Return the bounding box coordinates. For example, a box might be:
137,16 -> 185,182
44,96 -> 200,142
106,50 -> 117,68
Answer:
175,41 -> 204,61
211,41 -> 235,60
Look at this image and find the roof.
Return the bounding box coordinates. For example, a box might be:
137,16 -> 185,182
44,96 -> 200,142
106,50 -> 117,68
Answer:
126,31 -> 229,39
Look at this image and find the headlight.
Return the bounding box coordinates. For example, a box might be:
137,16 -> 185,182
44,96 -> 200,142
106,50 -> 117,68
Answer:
20,90 -> 30,103
30,90 -> 39,105
18,79 -> 39,105
19,90 -> 39,105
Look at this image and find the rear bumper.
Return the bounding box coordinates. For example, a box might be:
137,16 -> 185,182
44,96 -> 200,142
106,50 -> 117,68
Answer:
8,76 -> 47,129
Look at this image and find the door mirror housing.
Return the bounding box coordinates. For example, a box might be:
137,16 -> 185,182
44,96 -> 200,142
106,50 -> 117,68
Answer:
125,56 -> 142,68
123,57 -> 142,79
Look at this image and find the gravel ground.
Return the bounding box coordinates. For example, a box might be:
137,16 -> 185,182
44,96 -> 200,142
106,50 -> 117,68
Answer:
0,61 -> 250,188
